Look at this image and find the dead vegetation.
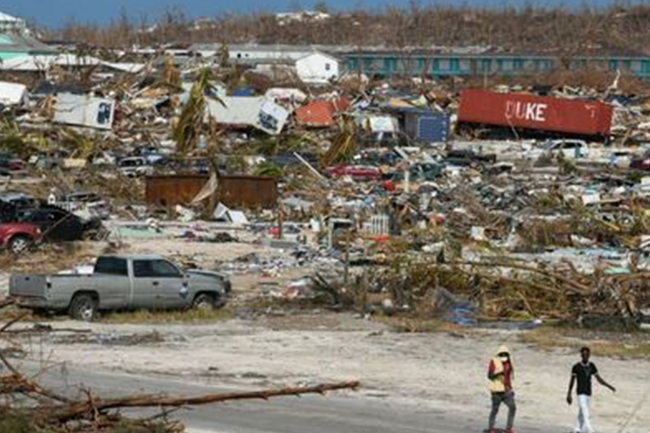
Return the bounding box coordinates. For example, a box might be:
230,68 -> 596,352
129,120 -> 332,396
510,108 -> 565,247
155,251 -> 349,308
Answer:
520,326 -> 650,359
47,4 -> 650,59
102,306 -> 233,324
0,243 -> 97,274
375,256 -> 650,325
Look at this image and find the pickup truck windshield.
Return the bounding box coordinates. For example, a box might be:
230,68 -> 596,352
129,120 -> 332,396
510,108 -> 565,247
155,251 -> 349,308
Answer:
95,257 -> 128,276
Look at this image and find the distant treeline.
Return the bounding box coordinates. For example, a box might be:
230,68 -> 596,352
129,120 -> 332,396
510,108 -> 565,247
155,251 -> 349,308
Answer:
44,3 -> 650,55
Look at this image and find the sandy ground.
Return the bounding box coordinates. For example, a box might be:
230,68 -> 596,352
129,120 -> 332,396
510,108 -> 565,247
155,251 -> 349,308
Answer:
3,237 -> 650,432
12,314 -> 649,433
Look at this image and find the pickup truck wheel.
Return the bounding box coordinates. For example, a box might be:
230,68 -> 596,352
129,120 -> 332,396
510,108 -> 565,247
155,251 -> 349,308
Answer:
192,293 -> 217,310
9,235 -> 33,254
69,294 -> 98,322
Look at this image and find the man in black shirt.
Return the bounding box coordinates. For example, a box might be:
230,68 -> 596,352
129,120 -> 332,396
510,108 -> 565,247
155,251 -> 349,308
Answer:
566,347 -> 616,433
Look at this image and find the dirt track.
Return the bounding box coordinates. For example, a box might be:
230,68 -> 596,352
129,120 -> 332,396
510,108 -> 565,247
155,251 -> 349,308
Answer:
14,312 -> 649,433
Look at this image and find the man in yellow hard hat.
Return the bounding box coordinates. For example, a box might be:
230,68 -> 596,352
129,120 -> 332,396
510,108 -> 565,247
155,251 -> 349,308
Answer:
487,345 -> 516,433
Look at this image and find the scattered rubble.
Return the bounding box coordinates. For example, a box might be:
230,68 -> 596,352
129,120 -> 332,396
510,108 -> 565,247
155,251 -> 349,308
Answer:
0,34 -> 650,332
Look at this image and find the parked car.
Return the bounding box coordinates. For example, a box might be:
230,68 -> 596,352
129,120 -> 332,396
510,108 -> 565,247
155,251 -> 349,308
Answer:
0,200 -> 15,222
17,205 -> 105,242
0,223 -> 42,254
56,191 -> 110,220
0,152 -> 23,174
10,254 -> 232,320
118,157 -> 154,177
0,193 -> 39,224
131,145 -> 169,165
630,149 -> 650,172
30,148 -> 70,170
527,139 -> 590,161
326,165 -> 382,181
0,192 -> 38,209
388,162 -> 444,182
445,149 -> 497,167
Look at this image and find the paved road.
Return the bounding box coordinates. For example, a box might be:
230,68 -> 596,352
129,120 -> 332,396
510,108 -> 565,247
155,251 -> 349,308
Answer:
29,364 -> 557,433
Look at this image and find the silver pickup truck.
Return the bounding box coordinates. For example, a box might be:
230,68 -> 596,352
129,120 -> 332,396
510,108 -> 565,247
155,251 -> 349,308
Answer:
9,254 -> 232,321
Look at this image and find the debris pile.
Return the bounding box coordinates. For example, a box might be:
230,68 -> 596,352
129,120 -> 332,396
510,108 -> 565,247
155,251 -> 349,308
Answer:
2,34 -> 650,330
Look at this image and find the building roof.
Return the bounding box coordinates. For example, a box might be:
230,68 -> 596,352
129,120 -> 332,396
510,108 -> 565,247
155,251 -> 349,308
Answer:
0,32 -> 53,53
297,50 -> 341,62
0,11 -> 23,23
0,54 -> 145,73
198,43 -> 326,53
339,46 -> 648,58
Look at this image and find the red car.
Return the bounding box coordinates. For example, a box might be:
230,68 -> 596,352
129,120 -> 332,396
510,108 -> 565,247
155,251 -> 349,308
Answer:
326,165 -> 382,181
0,223 -> 42,254
0,153 -> 23,172
630,150 -> 650,171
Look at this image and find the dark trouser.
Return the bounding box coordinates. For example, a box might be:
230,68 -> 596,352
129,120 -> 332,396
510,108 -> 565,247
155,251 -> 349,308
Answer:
489,390 -> 516,431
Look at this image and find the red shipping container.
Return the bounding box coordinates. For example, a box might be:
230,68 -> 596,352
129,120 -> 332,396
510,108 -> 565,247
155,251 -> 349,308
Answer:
458,89 -> 613,136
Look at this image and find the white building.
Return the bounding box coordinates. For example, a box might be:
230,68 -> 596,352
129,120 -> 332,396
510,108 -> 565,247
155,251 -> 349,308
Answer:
0,10 -> 27,33
188,44 -> 341,85
296,52 -> 340,84
227,45 -> 313,62
275,11 -> 330,25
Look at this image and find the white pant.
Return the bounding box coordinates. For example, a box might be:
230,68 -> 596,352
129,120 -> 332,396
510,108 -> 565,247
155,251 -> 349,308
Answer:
575,395 -> 594,433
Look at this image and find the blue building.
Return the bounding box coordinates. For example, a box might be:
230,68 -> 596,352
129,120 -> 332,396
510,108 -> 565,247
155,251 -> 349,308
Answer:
341,50 -> 650,80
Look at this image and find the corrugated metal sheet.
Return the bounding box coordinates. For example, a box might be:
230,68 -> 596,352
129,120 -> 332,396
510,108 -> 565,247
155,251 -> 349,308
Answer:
217,175 -> 278,209
458,89 -> 613,137
146,175 -> 278,209
146,175 -> 209,206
